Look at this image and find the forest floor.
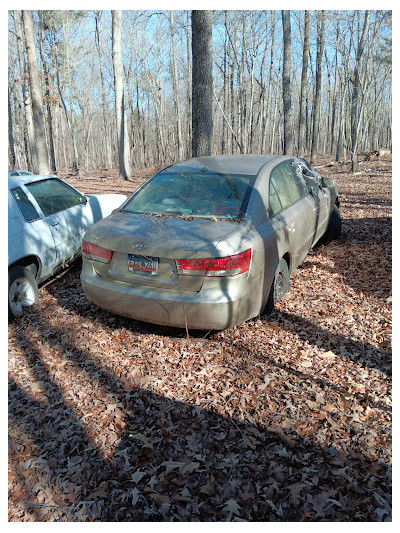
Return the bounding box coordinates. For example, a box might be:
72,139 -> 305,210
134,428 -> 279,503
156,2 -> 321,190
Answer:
8,156 -> 392,521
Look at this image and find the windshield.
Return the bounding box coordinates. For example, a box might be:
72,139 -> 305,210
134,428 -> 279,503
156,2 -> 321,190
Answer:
123,171 -> 256,221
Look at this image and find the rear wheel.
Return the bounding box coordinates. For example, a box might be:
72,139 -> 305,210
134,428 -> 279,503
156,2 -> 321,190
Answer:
263,258 -> 289,315
8,266 -> 39,322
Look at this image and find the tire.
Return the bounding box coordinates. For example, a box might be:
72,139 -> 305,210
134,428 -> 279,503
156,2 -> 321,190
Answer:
326,205 -> 342,241
263,258 -> 290,315
8,266 -> 39,322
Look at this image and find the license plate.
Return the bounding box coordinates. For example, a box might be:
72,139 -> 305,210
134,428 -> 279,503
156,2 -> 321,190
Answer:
128,254 -> 158,275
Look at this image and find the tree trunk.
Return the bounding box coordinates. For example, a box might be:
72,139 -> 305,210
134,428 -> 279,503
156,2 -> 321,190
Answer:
281,10 -> 293,155
22,10 -> 51,174
298,10 -> 310,156
311,10 -> 326,164
169,11 -> 184,161
330,21 -> 341,155
351,10 -> 370,172
264,12 -> 276,154
112,10 -> 131,180
8,86 -> 16,168
191,10 -> 213,158
54,39 -> 80,174
95,11 -> 112,169
38,13 -> 56,173
14,10 -> 37,172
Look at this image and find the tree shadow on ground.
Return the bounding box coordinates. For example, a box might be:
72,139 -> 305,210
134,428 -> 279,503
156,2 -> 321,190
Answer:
9,314 -> 391,522
44,255 -> 391,377
259,309 -> 391,377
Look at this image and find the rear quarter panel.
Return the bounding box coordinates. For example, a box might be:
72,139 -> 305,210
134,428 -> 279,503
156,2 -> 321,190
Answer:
8,215 -> 57,281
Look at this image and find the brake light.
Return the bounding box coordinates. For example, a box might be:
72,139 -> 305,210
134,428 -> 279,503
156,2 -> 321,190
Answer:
82,239 -> 113,264
176,249 -> 251,277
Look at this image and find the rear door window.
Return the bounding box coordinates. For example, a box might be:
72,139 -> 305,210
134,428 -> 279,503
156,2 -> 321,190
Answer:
269,161 -> 307,217
10,187 -> 40,222
25,179 -> 85,217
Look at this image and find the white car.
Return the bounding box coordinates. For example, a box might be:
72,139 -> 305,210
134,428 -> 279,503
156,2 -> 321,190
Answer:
8,169 -> 33,177
8,173 -> 127,321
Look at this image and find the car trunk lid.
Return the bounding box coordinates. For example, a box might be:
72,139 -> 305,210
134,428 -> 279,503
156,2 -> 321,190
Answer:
84,211 -> 244,292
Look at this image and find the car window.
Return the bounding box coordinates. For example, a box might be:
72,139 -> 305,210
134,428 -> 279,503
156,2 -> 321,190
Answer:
25,179 -> 85,217
269,161 -> 305,217
10,172 -> 19,176
10,187 -> 40,222
123,171 -> 256,220
291,162 -> 310,197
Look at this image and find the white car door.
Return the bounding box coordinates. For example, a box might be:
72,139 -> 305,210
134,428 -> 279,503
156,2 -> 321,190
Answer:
25,178 -> 94,266
8,187 -> 58,280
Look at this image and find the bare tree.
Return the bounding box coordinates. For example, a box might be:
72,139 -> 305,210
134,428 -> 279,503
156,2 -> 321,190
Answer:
169,11 -> 184,161
281,10 -> 293,155
38,13 -> 56,173
191,10 -> 213,158
298,10 -> 310,156
112,10 -> 131,179
13,10 -> 36,171
94,10 -> 112,169
21,10 -> 50,174
8,85 -> 16,168
351,10 -> 370,172
311,10 -> 326,164
8,10 -> 391,171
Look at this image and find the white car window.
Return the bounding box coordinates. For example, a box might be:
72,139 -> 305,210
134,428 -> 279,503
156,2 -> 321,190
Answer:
10,187 -> 40,222
25,179 -> 85,217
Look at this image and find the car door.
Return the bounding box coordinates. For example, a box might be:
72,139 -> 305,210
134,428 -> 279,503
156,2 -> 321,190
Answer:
313,184 -> 331,244
24,178 -> 92,265
8,187 -> 57,280
294,159 -> 331,245
268,160 -> 318,269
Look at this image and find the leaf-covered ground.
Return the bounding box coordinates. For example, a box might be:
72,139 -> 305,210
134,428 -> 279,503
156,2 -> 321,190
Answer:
8,157 -> 392,521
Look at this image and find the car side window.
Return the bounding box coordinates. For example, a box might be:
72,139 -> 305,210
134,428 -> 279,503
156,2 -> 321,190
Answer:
11,187 -> 40,222
292,163 -> 310,198
25,179 -> 85,217
269,161 -> 305,217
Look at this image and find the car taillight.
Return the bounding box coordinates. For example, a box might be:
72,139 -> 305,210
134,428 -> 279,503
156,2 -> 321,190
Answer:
82,239 -> 113,264
176,249 -> 251,277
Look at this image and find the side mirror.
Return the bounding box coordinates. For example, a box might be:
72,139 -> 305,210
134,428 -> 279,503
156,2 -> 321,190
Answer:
80,195 -> 88,205
322,177 -> 334,188
303,174 -> 320,197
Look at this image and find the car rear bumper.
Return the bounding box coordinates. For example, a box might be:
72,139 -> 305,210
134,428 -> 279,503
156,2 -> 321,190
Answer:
80,260 -> 263,330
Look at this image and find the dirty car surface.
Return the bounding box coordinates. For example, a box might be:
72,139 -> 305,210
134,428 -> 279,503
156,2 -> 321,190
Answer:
81,155 -> 341,330
8,173 -> 127,321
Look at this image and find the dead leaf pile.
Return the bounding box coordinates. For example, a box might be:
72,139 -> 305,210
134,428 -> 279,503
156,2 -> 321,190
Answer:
8,157 -> 391,521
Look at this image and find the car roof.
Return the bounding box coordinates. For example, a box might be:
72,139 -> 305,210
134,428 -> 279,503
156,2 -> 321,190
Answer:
8,173 -> 57,189
166,155 -> 282,177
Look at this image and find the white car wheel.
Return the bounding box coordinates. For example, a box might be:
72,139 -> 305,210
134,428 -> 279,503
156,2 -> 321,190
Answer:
8,266 -> 39,322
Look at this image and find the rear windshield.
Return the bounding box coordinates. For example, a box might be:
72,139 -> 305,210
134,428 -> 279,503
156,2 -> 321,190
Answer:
123,171 -> 256,220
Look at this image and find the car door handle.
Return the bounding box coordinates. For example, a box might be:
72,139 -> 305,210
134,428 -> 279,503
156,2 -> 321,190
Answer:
288,223 -> 296,233
51,221 -> 59,227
